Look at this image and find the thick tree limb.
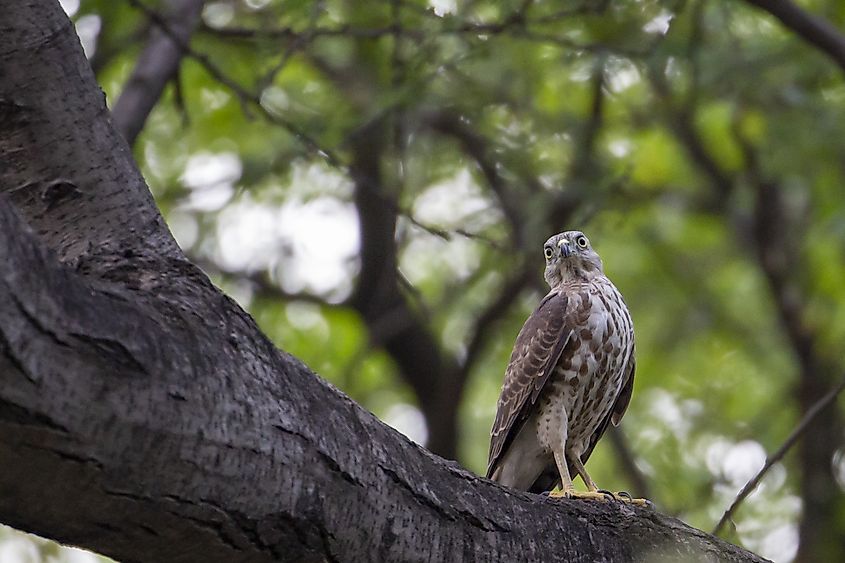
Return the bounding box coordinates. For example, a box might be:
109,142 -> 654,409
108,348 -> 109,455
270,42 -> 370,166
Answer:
0,2 -> 769,561
112,0 -> 205,145
0,1 -> 180,264
0,191 -> 769,563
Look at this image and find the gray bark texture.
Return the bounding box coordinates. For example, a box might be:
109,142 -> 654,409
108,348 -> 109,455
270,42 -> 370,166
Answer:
0,1 -> 769,562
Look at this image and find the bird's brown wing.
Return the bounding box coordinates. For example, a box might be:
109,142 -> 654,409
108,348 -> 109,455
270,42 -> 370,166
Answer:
486,292 -> 572,479
575,346 -> 636,470
611,350 -> 635,427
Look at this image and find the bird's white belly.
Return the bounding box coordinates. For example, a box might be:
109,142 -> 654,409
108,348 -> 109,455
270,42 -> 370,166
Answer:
536,301 -> 629,457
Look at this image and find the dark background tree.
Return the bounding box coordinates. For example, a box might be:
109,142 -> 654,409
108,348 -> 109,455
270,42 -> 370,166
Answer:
2,0 -> 845,561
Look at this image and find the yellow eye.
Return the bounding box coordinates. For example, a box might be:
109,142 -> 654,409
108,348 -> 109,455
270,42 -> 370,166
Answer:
576,236 -> 588,248
544,246 -> 553,259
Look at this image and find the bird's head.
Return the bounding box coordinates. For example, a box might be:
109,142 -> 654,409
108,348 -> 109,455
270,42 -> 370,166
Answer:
543,230 -> 604,288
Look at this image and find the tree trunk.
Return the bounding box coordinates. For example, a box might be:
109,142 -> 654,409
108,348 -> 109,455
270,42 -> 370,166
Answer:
0,1 -> 768,562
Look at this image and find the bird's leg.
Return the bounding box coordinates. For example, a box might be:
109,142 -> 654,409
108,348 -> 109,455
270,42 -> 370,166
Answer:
546,417 -> 607,501
569,453 -> 650,506
568,453 -> 598,491
546,411 -> 578,499
552,451 -> 612,501
547,449 -> 576,498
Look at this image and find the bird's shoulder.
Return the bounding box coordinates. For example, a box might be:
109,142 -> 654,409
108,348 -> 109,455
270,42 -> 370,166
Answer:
504,290 -> 575,370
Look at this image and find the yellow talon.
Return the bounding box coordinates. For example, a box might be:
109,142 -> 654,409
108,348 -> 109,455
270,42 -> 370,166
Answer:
617,494 -> 650,507
548,488 -> 611,501
547,488 -> 650,506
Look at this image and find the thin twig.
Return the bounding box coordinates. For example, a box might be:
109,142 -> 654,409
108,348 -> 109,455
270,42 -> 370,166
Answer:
201,12 -> 658,58
743,0 -> 845,74
399,211 -> 505,250
127,0 -> 345,168
712,373 -> 845,535
203,23 -> 410,41
129,0 -> 511,248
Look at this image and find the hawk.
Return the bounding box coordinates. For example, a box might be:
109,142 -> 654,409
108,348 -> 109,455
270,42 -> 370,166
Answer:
487,231 -> 642,502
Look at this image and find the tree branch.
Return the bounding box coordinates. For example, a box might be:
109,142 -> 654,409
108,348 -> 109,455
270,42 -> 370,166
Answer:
126,0 -> 342,167
0,190 -> 770,563
0,2 -> 769,561
424,109 -> 528,245
742,0 -> 845,74
113,0 -> 205,145
650,63 -> 845,560
0,0 -> 180,264
713,373 -> 845,535
646,66 -> 733,203
347,118 -> 463,459
736,129 -> 845,562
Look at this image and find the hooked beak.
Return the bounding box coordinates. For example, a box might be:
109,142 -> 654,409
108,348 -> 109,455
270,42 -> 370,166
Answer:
558,239 -> 572,258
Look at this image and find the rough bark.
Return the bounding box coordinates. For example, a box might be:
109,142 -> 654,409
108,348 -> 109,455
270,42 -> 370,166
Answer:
0,193 -> 767,563
0,1 -> 770,562
0,0 -> 180,264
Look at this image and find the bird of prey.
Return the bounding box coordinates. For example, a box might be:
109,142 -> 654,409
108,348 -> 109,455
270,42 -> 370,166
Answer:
487,231 -> 641,502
